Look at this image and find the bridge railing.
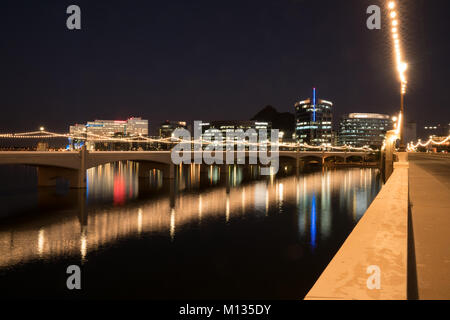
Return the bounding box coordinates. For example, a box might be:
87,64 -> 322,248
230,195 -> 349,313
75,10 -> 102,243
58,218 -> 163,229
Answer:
304,153 -> 409,300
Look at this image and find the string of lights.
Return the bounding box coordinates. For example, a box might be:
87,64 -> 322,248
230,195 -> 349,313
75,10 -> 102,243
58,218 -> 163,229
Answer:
387,1 -> 408,149
388,1 -> 408,91
0,129 -> 374,152
407,135 -> 450,151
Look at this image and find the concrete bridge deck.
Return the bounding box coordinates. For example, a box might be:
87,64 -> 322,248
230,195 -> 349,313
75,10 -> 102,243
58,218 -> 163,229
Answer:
408,153 -> 450,300
305,154 -> 409,300
0,150 -> 370,188
305,152 -> 450,300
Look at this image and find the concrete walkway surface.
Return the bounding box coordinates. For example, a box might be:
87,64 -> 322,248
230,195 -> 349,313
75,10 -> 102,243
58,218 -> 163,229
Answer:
408,154 -> 450,300
305,165 -> 408,300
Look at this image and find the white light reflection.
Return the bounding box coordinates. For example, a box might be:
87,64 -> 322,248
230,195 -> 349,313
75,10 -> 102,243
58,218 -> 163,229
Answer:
198,195 -> 203,223
226,195 -> 230,223
137,208 -> 143,235
80,227 -> 87,263
170,208 -> 176,241
253,182 -> 268,215
320,171 -> 331,239
38,229 -> 44,257
0,168 -> 382,269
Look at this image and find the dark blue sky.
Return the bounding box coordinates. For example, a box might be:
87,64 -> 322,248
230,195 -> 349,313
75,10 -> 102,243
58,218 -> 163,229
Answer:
0,0 -> 449,134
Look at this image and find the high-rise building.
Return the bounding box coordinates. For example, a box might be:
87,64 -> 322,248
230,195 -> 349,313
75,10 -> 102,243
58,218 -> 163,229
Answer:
69,123 -> 86,136
338,113 -> 392,149
294,88 -> 333,145
422,124 -> 449,139
158,120 -> 189,138
126,117 -> 150,137
201,120 -> 271,138
70,117 -> 148,138
69,117 -> 149,150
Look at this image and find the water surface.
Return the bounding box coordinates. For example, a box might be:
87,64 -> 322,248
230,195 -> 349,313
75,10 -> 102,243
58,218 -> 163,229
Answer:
0,163 -> 382,299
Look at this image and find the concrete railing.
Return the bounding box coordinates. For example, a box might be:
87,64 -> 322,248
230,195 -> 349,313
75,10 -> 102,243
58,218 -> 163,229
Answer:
416,152 -> 450,159
304,153 -> 409,300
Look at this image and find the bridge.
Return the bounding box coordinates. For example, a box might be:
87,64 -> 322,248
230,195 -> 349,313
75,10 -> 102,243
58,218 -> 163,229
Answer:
305,152 -> 450,300
0,149 -> 370,188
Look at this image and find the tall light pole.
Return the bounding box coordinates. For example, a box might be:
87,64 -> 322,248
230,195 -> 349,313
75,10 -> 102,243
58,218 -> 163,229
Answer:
388,1 -> 408,151
400,82 -> 406,150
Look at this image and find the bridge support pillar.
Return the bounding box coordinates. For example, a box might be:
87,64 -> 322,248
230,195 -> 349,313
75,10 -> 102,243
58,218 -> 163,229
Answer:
79,145 -> 87,188
37,166 -> 86,189
295,159 -> 305,175
35,146 -> 87,188
167,163 -> 175,180
384,131 -> 396,181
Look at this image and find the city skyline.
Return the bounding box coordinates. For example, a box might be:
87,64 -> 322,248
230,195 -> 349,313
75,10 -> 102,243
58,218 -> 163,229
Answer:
0,0 -> 449,304
0,0 -> 449,134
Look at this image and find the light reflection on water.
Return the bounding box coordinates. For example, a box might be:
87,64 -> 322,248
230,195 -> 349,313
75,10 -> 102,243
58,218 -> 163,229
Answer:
0,162 -> 382,299
87,162 -> 140,205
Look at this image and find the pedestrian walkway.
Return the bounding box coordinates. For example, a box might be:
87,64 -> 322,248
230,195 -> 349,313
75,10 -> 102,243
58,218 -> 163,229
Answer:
305,160 -> 408,300
408,153 -> 450,300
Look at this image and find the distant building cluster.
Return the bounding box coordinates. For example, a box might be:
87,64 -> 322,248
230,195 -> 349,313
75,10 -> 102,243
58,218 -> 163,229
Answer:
198,120 -> 271,142
422,123 -> 449,139
70,117 -> 148,138
69,117 -> 148,150
293,88 -> 395,149
68,87 -> 416,151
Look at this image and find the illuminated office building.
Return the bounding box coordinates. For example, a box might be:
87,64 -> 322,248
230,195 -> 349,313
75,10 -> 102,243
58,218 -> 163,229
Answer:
69,117 -> 149,150
157,120 -> 189,150
422,124 -> 449,139
294,88 -> 333,145
199,120 -> 272,142
338,113 -> 392,149
70,117 -> 148,138
159,120 -> 189,138
126,117 -> 149,136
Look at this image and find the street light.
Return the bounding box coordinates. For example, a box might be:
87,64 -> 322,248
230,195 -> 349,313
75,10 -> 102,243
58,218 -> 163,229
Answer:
387,1 -> 408,151
39,126 -> 45,132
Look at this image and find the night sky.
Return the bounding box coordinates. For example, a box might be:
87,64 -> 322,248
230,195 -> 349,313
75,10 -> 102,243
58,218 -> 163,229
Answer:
1,0 -> 449,134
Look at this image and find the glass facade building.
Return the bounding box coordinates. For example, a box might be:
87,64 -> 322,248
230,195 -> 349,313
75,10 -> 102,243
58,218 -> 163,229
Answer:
69,117 -> 149,150
158,121 -> 188,138
198,120 -> 272,143
338,113 -> 392,149
70,117 -> 148,138
294,89 -> 333,145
